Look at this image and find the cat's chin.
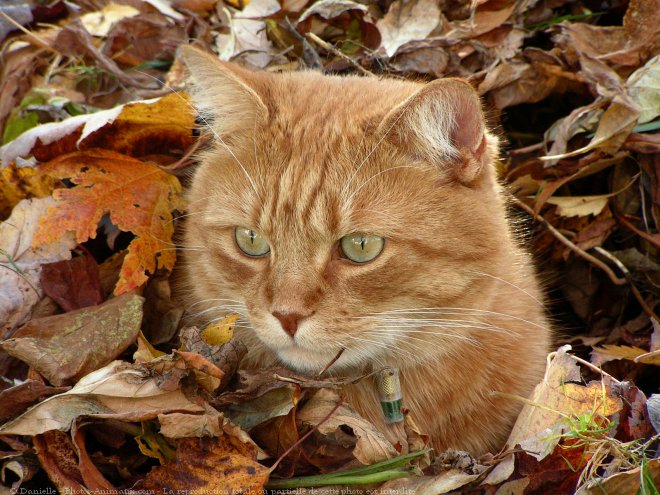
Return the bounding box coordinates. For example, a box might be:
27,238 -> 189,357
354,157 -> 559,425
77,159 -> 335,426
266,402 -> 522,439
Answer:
275,345 -> 365,374
275,346 -> 338,373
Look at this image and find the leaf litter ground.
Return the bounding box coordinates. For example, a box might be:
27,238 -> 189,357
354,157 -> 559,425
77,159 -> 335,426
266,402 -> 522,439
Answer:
0,0 -> 659,493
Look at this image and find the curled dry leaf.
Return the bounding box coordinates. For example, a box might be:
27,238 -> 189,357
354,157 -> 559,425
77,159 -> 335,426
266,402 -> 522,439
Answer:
0,380 -> 69,423
298,0 -> 367,23
215,0 -> 281,69
2,293 -> 143,386
627,54 -> 660,124
0,360 -> 205,436
554,0 -> 660,66
179,326 -> 247,391
297,388 -> 398,465
40,254 -> 104,312
225,386 -> 300,431
33,430 -> 87,494
0,197 -> 76,337
33,149 -> 184,294
380,469 -> 480,494
140,349 -> 225,393
376,0 -> 441,58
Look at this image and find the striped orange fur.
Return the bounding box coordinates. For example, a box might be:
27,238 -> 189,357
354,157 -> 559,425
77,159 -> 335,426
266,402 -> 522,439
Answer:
177,46 -> 551,455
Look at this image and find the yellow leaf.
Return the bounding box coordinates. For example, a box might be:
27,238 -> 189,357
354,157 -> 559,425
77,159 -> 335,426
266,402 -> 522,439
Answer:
134,331 -> 167,363
0,163 -> 57,217
200,314 -> 238,346
225,0 -> 251,8
592,345 -> 660,366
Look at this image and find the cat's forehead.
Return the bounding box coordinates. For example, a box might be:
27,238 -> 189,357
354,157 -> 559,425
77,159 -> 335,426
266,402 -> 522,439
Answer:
266,72 -> 418,126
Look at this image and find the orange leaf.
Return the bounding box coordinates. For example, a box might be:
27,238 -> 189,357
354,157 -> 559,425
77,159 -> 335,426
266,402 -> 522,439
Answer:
33,149 -> 184,294
142,436 -> 269,492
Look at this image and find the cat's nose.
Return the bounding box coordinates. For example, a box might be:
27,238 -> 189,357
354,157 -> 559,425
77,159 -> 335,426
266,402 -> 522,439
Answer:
272,311 -> 309,337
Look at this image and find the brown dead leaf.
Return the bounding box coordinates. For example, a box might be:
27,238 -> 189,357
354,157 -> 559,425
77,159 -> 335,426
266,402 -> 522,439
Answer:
175,350 -> 225,392
33,430 -> 87,494
2,293 -> 143,386
226,386 -> 301,431
297,388 -> 398,465
380,469 -> 479,494
53,20 -> 157,90
212,366 -> 359,408
575,458 -> 660,495
555,0 -> 660,66
33,149 -> 184,294
71,423 -> 116,491
298,0 -> 366,24
392,40 -> 450,78
139,345 -> 228,393
140,435 -> 269,493
573,216 -> 617,250
514,443 -> 591,495
376,0 -> 441,58
479,62 -> 560,110
103,13 -> 186,66
158,410 -> 225,438
179,326 -> 248,376
140,276 -> 183,345
0,380 -> 69,423
0,40 -> 52,140
0,360 -> 205,436
40,254 -> 103,312
0,197 -> 76,337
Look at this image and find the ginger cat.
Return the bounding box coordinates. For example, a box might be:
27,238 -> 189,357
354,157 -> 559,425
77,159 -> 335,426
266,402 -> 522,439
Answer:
177,46 -> 551,456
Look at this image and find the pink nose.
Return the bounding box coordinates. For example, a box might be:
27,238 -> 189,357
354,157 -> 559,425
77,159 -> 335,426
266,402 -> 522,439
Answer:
272,311 -> 306,337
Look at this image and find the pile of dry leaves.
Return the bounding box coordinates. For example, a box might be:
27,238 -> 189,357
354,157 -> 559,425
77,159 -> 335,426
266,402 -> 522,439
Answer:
0,0 -> 658,493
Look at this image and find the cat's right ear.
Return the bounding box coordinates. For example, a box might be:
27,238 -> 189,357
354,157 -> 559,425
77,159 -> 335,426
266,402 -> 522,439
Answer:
378,79 -> 490,185
178,45 -> 268,136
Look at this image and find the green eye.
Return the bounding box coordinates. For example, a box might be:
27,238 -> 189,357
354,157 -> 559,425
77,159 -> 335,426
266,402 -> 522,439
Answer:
340,234 -> 384,263
235,227 -> 270,257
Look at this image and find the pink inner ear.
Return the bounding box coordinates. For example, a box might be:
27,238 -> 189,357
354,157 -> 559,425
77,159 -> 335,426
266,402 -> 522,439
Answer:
447,88 -> 488,183
451,92 -> 486,161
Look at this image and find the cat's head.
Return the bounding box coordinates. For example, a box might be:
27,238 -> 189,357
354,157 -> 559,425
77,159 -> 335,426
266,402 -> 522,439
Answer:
178,46 -> 509,373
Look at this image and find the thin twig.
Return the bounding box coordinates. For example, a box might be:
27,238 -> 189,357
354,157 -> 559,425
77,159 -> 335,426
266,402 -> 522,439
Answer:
273,367 -> 386,387
615,213 -> 660,250
593,246 -> 660,324
164,135 -> 204,171
0,11 -> 57,52
634,348 -> 660,363
317,348 -> 345,377
566,353 -> 621,384
512,197 -> 628,285
306,33 -> 375,77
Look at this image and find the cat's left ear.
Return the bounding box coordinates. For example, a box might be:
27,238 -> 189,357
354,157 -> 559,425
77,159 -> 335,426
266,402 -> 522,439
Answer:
379,79 -> 490,184
178,45 -> 268,138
